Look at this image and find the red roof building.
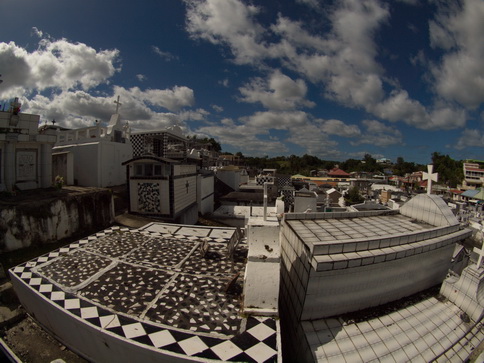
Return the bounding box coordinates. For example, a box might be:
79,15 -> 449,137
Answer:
327,168 -> 350,178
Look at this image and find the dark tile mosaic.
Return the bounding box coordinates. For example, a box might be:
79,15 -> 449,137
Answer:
145,273 -> 243,335
10,224 -> 279,362
37,251 -> 112,287
181,243 -> 248,276
122,237 -> 195,268
85,230 -> 147,258
79,262 -> 173,315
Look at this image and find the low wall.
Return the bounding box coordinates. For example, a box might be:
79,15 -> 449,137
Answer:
0,188 -> 114,252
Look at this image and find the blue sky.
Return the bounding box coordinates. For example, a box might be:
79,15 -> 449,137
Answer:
1,0 -> 483,164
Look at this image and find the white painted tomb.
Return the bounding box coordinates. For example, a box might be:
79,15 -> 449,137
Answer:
279,193 -> 479,362
0,98 -> 57,191
53,97 -> 132,187
10,223 -> 280,362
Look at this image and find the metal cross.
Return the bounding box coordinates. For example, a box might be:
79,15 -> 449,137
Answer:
422,164 -> 438,195
114,95 -> 122,114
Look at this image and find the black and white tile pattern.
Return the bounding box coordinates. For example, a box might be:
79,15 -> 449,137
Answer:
10,225 -> 278,362
138,183 -> 161,213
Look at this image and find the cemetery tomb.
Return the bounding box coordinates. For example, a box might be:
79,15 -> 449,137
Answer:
10,223 -> 280,362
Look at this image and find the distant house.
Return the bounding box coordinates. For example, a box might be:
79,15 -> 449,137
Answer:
327,167 -> 350,179
462,162 -> 484,190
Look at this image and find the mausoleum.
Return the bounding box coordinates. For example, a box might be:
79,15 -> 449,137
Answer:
10,223 -> 281,362
279,193 -> 481,362
0,98 -> 56,191
53,97 -> 132,187
122,157 -> 200,224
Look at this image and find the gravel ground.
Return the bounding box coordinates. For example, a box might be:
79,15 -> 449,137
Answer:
3,316 -> 87,363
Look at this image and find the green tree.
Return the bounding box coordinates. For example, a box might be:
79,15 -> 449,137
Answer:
393,156 -> 418,176
431,152 -> 463,188
344,186 -> 365,205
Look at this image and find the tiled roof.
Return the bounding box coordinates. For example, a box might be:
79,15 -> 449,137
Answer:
327,168 -> 350,177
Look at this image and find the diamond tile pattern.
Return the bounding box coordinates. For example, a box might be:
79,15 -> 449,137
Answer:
10,225 -> 278,362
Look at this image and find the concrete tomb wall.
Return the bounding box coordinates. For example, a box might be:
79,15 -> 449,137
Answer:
0,188 -> 114,252
197,174 -> 214,215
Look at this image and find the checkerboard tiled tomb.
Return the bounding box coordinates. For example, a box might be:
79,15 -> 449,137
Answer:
10,224 -> 279,362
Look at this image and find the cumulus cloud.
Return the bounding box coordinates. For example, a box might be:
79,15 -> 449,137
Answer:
351,119 -> 403,147
455,129 -> 484,150
0,39 -> 119,99
295,0 -> 321,9
192,110 -> 362,158
184,0 -> 474,131
24,86 -> 195,130
152,46 -> 179,61
195,123 -> 288,155
319,119 -> 361,138
238,70 -> 315,110
184,0 -> 269,65
429,0 -> 484,109
211,104 -> 223,112
136,74 -> 147,82
118,85 -> 195,112
285,122 -> 340,158
0,31 -> 200,134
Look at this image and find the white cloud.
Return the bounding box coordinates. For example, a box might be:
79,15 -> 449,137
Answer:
296,0 -> 320,8
184,0 -> 269,65
219,79 -> 229,87
238,70 -> 315,110
152,46 -> 178,61
319,119 -> 361,138
195,123 -> 288,155
351,119 -> 403,147
285,122 -> 340,158
211,104 -> 223,112
136,74 -> 147,82
0,38 -> 119,99
119,85 -> 195,112
192,110 -> 359,158
22,84 -> 196,130
184,0 -> 473,131
430,0 -> 484,109
242,110 -> 309,130
455,129 -> 484,150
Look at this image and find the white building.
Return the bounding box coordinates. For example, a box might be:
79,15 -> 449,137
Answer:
0,98 -> 56,191
462,161 -> 484,190
53,108 -> 132,187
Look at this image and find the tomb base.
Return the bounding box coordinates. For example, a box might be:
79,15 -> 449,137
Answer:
440,264 -> 484,322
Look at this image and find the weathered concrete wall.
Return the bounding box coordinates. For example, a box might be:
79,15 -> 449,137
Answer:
0,189 -> 114,252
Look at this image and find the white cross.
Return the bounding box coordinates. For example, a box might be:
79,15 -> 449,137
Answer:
114,95 -> 122,114
422,164 -> 438,195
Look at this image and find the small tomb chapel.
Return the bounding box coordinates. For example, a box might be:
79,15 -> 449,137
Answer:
0,98 -> 57,191
53,96 -> 132,187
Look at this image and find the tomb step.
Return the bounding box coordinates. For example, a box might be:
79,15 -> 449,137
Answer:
312,228 -> 471,272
